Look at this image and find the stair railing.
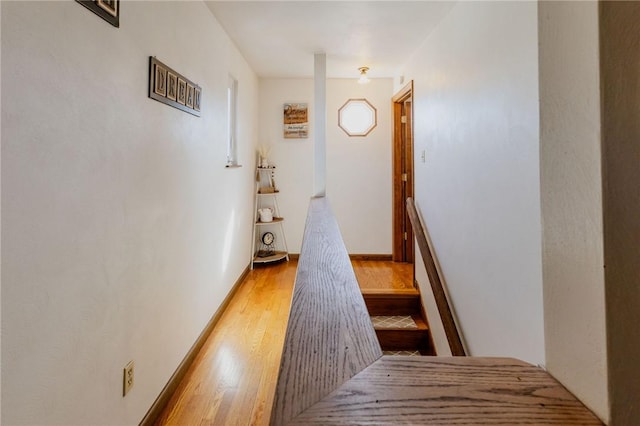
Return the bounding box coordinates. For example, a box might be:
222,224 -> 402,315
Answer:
406,197 -> 466,356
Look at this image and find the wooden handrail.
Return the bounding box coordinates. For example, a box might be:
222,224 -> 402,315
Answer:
270,197 -> 382,425
270,197 -> 602,425
406,197 -> 466,356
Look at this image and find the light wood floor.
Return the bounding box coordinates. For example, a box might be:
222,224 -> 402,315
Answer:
154,259 -> 413,426
352,259 -> 414,291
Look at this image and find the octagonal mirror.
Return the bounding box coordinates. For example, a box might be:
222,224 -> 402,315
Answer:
338,98 -> 377,137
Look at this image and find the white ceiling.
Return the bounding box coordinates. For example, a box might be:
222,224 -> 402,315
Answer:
205,1 -> 455,79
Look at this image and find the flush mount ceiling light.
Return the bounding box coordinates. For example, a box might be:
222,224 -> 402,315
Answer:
358,66 -> 370,84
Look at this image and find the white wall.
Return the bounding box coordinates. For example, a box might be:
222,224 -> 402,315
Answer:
258,79 -> 314,253
538,2 -> 608,422
399,1 -> 544,364
259,78 -> 393,254
1,2 -> 258,424
327,79 -> 393,254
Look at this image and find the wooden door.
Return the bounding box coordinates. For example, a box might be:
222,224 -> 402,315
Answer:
392,82 -> 414,263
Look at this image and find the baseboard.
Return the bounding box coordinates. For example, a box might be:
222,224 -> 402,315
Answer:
139,265 -> 251,426
288,254 -> 391,261
349,254 -> 393,261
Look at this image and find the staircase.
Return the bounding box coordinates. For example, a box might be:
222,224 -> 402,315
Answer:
362,288 -> 434,355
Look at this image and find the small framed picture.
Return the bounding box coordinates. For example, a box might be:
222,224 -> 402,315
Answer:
194,87 -> 201,111
166,71 -> 177,101
76,0 -> 119,28
97,0 -> 118,17
186,84 -> 195,108
154,64 -> 167,97
177,78 -> 187,105
284,103 -> 309,138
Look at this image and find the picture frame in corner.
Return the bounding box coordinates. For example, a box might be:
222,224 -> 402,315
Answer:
76,0 -> 120,28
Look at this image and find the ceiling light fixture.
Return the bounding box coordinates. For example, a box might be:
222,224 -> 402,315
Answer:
358,66 -> 370,84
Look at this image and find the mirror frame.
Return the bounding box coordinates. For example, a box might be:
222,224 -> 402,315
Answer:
338,98 -> 377,137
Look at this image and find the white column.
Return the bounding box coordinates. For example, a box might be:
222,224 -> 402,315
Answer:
313,53 -> 326,197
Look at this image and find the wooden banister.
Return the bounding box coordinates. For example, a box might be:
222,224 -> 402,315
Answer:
406,197 -> 466,356
270,197 -> 382,425
271,197 -> 602,425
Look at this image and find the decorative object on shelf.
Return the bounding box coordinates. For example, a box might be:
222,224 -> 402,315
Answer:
257,144 -> 272,168
283,103 -> 308,139
262,231 -> 275,246
258,208 -> 273,223
257,232 -> 276,257
148,57 -> 201,117
251,166 -> 289,268
76,0 -> 119,27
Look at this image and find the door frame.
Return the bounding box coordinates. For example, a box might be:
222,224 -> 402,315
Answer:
392,81 -> 414,262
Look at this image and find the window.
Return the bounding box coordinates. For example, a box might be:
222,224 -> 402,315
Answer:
226,75 -> 238,166
338,98 -> 377,137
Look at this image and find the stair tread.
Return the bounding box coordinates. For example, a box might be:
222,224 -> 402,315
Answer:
371,315 -> 429,331
383,350 -> 422,356
363,290 -> 422,316
361,288 -> 419,296
361,283 -> 434,356
374,325 -> 429,331
370,315 -> 417,329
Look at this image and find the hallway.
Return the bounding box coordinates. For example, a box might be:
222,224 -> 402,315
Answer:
154,260 -> 412,425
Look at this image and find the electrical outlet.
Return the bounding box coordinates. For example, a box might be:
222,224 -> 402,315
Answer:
123,360 -> 134,397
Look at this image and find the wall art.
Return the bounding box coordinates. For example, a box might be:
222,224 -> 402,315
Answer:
283,103 -> 308,138
76,0 -> 119,27
166,71 -> 177,101
149,57 -> 201,117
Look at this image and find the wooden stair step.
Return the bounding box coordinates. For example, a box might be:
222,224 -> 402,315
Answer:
360,288 -> 419,295
370,314 -> 419,329
362,289 -> 421,316
371,314 -> 432,354
374,328 -> 432,353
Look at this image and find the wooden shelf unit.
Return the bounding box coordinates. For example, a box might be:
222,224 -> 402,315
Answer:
255,217 -> 284,225
251,166 -> 289,269
252,250 -> 288,265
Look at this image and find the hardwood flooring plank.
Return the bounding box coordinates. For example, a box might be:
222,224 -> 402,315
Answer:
152,239 -> 600,425
352,260 -> 414,291
154,261 -> 297,426
153,254 -> 430,425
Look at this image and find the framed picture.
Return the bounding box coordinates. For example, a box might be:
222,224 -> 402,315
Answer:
148,57 -> 201,117
154,64 -> 167,97
166,71 -> 177,101
186,84 -> 195,108
76,0 -> 119,27
97,0 -> 117,16
177,78 -> 187,105
283,103 -> 309,138
194,87 -> 201,111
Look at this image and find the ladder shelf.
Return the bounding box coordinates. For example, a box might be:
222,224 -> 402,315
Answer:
251,166 -> 289,269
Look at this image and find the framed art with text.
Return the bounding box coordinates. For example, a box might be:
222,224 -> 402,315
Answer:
283,103 -> 308,138
148,57 -> 201,117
